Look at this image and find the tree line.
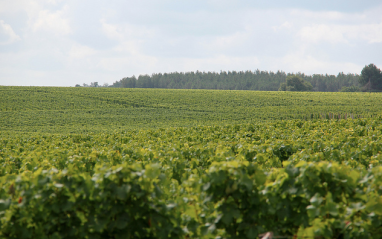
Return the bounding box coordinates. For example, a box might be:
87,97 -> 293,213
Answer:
108,70 -> 359,92
279,64 -> 382,92
77,64 -> 382,92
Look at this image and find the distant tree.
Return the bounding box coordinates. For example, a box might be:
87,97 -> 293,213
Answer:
359,64 -> 382,91
109,70 -> 359,92
136,75 -> 152,88
125,76 -> 137,88
90,82 -> 99,87
279,75 -> 312,91
103,83 -> 109,87
75,84 -> 81,87
279,82 -> 287,91
340,86 -> 360,92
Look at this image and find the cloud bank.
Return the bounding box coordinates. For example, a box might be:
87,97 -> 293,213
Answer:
0,0 -> 381,86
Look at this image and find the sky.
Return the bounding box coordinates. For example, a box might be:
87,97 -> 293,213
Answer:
0,0 -> 382,87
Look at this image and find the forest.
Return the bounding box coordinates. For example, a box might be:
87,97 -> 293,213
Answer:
107,70 -> 360,92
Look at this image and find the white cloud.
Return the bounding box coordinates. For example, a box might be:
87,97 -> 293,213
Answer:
68,44 -> 97,58
279,53 -> 362,74
298,24 -> 348,44
178,55 -> 261,72
101,19 -> 158,41
298,22 -> 382,45
291,5 -> 382,45
355,23 -> 382,43
1,0 -> 382,86
205,32 -> 249,52
97,54 -> 158,73
112,41 -> 141,55
101,20 -> 124,41
0,20 -> 21,44
272,21 -> 292,32
31,7 -> 71,35
0,0 -> 72,36
291,9 -> 346,21
46,0 -> 64,4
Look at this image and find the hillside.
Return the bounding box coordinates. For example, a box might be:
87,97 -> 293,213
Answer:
1,86 -> 382,238
1,86 -> 380,134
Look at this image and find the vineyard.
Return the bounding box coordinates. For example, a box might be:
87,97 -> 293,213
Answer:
1,86 -> 382,134
1,86 -> 382,238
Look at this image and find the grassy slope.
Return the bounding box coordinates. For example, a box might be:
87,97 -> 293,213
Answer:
1,86 -> 381,134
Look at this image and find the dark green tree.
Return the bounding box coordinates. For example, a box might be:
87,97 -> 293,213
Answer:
109,70 -> 359,92
340,86 -> 360,92
279,75 -> 312,91
90,82 -> 99,87
121,76 -> 136,88
359,64 -> 382,91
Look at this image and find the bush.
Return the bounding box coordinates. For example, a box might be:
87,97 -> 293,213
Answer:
0,164 -> 183,239
340,86 -> 360,92
279,75 -> 312,91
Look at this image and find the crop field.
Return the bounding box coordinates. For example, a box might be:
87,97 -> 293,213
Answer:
1,86 -> 382,238
1,86 -> 382,134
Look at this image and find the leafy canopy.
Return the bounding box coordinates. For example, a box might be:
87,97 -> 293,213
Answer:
279,75 -> 312,91
359,63 -> 382,91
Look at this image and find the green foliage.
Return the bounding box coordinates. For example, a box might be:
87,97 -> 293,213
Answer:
279,75 -> 313,91
0,165 -> 183,238
0,119 -> 382,237
110,70 -> 359,92
203,161 -> 382,238
2,119 -> 382,176
2,87 -> 382,238
359,64 -> 382,91
340,86 -> 360,92
2,87 -> 382,134
202,161 -> 267,238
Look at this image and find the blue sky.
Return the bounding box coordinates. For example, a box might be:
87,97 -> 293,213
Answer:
0,0 -> 381,86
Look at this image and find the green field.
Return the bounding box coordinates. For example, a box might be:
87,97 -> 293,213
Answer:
1,86 -> 381,134
1,86 -> 382,238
